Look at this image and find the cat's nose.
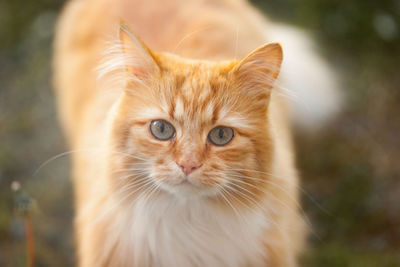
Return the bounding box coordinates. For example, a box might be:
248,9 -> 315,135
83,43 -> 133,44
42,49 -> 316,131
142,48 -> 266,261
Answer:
177,160 -> 202,176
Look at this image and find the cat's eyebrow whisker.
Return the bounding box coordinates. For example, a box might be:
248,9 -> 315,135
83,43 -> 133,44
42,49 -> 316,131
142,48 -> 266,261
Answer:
234,25 -> 239,60
172,26 -> 213,53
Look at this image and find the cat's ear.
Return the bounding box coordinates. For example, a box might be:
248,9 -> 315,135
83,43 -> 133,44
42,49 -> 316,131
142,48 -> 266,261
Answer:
233,42 -> 282,97
119,21 -> 159,81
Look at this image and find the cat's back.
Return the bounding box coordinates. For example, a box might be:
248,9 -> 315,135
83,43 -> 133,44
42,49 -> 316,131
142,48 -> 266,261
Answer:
119,0 -> 269,59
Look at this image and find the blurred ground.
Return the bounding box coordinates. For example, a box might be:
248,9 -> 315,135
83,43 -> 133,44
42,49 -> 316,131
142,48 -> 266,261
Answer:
0,0 -> 399,266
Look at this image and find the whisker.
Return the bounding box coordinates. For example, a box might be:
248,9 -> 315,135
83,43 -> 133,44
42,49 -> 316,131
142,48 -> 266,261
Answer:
229,173 -> 302,209
91,176 -> 154,225
216,185 -> 245,223
172,26 -> 213,53
228,184 -> 289,233
34,148 -> 147,176
222,183 -> 288,237
234,25 -> 239,60
229,168 -> 332,217
224,183 -> 265,213
228,176 -> 320,240
110,168 -> 149,175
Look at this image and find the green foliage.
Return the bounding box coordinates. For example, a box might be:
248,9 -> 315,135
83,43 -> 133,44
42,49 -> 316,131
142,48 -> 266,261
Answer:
0,0 -> 64,51
302,243 -> 400,267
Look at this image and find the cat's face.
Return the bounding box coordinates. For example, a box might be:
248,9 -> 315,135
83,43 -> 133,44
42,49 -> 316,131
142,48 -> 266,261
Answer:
108,24 -> 282,200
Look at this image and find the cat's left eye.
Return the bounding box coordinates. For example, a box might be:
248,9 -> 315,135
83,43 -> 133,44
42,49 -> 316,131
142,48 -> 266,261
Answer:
208,126 -> 234,146
150,120 -> 175,140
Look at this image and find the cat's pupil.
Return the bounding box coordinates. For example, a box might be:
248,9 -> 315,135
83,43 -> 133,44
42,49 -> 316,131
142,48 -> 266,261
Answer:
160,122 -> 165,133
218,129 -> 224,139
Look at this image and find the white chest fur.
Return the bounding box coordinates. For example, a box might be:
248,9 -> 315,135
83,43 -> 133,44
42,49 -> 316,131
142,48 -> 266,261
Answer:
111,194 -> 269,267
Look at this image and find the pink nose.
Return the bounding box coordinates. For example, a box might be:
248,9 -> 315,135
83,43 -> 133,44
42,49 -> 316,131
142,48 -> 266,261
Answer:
177,160 -> 201,176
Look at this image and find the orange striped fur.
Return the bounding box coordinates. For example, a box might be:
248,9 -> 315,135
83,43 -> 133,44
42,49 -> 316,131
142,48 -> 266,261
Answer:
53,0 -> 305,266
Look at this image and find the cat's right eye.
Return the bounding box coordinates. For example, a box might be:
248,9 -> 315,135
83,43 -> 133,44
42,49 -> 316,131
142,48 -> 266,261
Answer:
150,120 -> 175,140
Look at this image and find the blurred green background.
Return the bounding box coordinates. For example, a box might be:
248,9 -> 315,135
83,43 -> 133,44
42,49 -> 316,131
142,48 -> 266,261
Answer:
0,0 -> 399,266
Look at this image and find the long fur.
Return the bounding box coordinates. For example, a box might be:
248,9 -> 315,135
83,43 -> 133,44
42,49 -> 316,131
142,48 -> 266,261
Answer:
52,0 -> 339,266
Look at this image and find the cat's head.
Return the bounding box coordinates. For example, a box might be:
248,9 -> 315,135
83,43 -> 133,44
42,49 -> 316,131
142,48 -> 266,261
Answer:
107,23 -> 282,200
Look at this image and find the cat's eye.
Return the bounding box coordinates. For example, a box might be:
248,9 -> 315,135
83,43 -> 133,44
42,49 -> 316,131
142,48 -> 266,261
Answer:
150,120 -> 175,140
208,126 -> 234,146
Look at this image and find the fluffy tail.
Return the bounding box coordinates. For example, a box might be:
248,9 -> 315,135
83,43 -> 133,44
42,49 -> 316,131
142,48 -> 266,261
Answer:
269,23 -> 342,130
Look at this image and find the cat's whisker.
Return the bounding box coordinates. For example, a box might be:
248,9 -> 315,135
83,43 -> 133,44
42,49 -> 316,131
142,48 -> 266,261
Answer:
222,184 -> 287,238
216,185 -> 246,224
137,181 -> 163,207
230,167 -> 312,194
109,173 -> 143,190
117,172 -> 149,180
228,175 -> 324,240
224,183 -> 291,237
228,173 -> 266,183
34,148 -> 148,176
228,173 -> 312,229
91,176 -> 155,225
229,173 -> 303,209
228,176 -> 319,239
220,184 -> 257,226
224,183 -> 265,213
229,168 -> 332,216
110,168 -> 149,175
109,176 -> 153,204
228,176 -> 299,212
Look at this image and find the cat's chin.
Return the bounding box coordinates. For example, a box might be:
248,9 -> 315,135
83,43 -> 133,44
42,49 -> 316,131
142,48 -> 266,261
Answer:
158,177 -> 220,198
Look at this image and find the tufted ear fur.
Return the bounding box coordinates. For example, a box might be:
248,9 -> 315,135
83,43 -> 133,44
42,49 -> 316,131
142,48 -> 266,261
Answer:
233,43 -> 283,98
119,21 -> 160,82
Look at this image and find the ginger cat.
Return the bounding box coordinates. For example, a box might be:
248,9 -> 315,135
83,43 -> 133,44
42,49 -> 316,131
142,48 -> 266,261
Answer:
53,0 -> 341,266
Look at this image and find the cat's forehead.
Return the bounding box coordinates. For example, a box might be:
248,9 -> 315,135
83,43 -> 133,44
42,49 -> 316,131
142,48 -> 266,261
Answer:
161,68 -> 251,131
168,72 -> 219,125
134,54 -> 254,130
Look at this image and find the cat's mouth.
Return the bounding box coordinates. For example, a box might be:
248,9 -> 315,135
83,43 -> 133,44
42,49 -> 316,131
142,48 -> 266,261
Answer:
177,178 -> 192,186
170,176 -> 200,190
157,175 -> 218,196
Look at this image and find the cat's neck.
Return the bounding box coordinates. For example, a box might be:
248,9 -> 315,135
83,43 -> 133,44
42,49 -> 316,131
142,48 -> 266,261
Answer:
110,192 -> 270,267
